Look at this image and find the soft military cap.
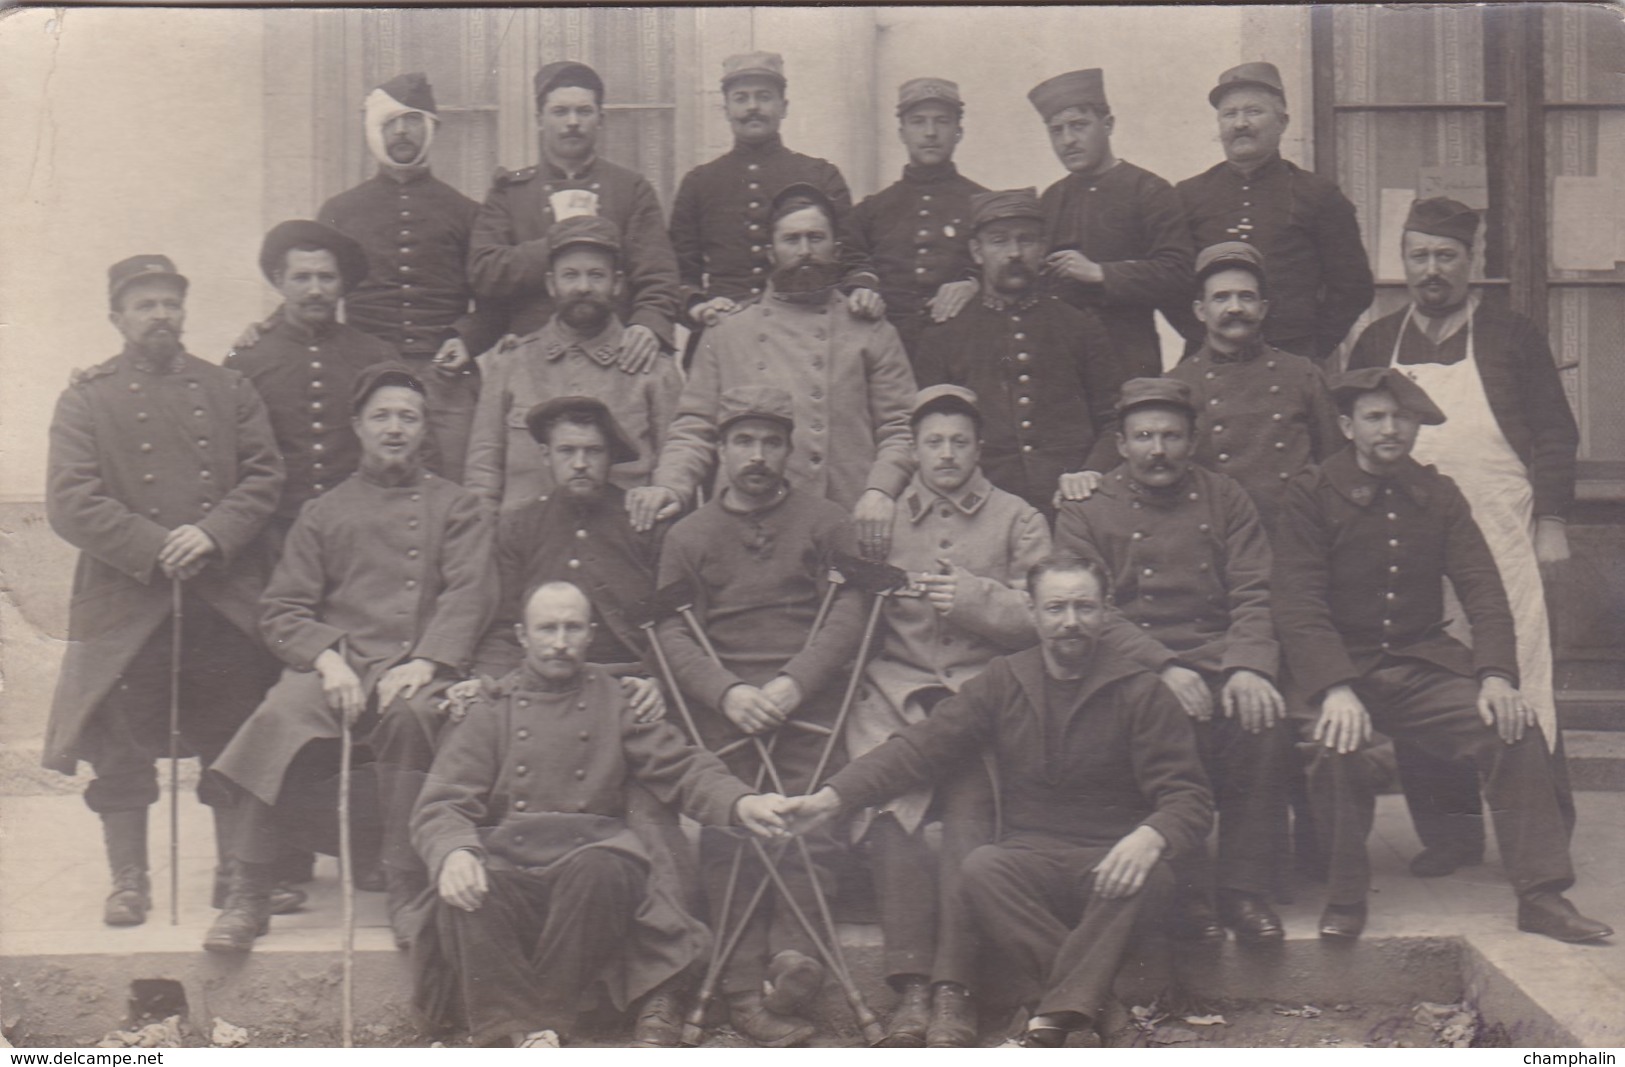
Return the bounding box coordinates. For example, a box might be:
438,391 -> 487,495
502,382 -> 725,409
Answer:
722,51 -> 786,89
1209,61 -> 1286,107
534,60 -> 604,104
717,384 -> 795,435
897,77 -> 962,116
1027,68 -> 1108,121
376,72 -> 437,114
1404,197 -> 1480,248
1117,376 -> 1197,421
525,395 -> 639,464
969,188 -> 1044,233
1331,367 -> 1448,426
1195,240 -> 1266,286
547,215 -> 622,260
351,361 -> 427,414
259,219 -> 370,294
910,384 -> 982,426
769,181 -> 837,228
109,255 -> 188,307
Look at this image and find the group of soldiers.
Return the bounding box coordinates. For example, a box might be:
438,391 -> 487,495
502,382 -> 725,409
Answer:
44,49 -> 1611,1050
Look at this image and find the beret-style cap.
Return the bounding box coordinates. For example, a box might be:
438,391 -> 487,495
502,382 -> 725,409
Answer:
969,188 -> 1043,232
547,215 -> 622,260
1028,68 -> 1107,121
1404,197 -> 1480,248
1117,376 -> 1197,420
109,255 -> 188,306
376,72 -> 437,114
722,51 -> 785,89
535,61 -> 603,103
1209,61 -> 1286,108
1330,367 -> 1448,425
351,360 -> 427,414
718,384 -> 795,435
259,220 -> 369,294
897,77 -> 962,116
525,395 -> 639,464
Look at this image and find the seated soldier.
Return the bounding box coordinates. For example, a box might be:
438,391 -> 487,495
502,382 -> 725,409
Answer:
209,363 -> 495,953
1273,368 -> 1610,943
789,556 -> 1213,1048
410,581 -> 793,1048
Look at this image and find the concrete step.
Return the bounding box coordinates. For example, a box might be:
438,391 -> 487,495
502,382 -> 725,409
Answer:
1557,690 -> 1625,731
1562,730 -> 1625,791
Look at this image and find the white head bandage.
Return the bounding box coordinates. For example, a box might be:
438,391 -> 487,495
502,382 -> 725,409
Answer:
364,87 -> 438,170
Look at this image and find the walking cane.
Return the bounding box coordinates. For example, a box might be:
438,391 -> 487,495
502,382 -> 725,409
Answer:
168,577 -> 183,926
338,708 -> 355,1048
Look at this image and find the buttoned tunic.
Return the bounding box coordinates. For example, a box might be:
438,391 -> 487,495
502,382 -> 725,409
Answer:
653,286 -> 917,509
915,293 -> 1122,510
1174,156 -> 1373,360
318,169 -> 499,359
669,136 -> 877,307
846,162 -> 986,345
43,348 -> 285,771
1040,161 -> 1195,379
225,317 -> 397,524
1165,341 -> 1341,532
463,317 -> 681,512
474,486 -> 662,678
1271,448 -> 1517,701
411,663 -> 753,1010
468,157 -> 681,346
1056,464 -> 1278,679
212,467 -> 495,804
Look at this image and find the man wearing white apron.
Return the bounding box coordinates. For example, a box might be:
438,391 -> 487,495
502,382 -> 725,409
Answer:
1347,197 -> 1580,877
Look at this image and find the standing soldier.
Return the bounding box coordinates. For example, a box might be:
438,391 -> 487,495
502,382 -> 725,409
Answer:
1026,67 -> 1194,380
845,78 -> 985,359
668,52 -> 883,332
469,61 -> 680,370
45,256 -> 285,926
1174,63 -> 1373,364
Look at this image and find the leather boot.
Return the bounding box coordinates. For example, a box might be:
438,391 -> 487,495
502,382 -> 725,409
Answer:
629,981 -> 688,1048
210,806 -> 305,915
726,990 -> 814,1048
384,865 -> 429,951
101,810 -> 150,927
877,975 -> 930,1047
926,982 -> 977,1048
203,860 -> 273,953
762,949 -> 824,1015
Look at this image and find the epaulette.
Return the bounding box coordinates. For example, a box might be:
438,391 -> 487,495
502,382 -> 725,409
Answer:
69,358 -> 119,387
494,165 -> 538,187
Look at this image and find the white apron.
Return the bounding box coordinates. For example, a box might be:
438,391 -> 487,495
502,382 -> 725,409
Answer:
1391,301 -> 1557,747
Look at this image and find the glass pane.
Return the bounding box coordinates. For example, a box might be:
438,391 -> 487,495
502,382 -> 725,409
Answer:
1546,112 -> 1625,282
1544,3 -> 1625,103
1552,287 -> 1625,461
1332,6 -> 1487,104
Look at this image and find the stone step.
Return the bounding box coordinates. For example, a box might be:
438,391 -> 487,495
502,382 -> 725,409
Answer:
1557,690 -> 1625,731
1562,729 -> 1625,791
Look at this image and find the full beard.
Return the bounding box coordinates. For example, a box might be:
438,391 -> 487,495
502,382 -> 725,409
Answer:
770,260 -> 844,294
558,296 -> 613,334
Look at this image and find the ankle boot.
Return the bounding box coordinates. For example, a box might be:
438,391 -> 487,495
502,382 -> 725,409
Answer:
101,810 -> 150,927
210,807 -> 305,915
877,976 -> 931,1047
203,860 -> 273,953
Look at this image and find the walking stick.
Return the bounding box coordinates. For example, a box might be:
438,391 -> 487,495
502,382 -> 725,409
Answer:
168,578 -> 183,926
338,710 -> 355,1048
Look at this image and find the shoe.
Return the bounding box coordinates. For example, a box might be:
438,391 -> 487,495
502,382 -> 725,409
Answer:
1318,901 -> 1367,940
762,949 -> 824,1015
876,976 -> 930,1048
514,1030 -> 560,1048
1217,890 -> 1285,943
385,866 -> 429,950
203,861 -> 273,953
211,867 -> 306,915
1408,845 -> 1483,879
105,866 -> 151,927
1172,897 -> 1226,942
1015,1025 -> 1067,1048
101,811 -> 150,927
629,986 -> 686,1048
1517,891 -> 1613,943
925,982 -> 977,1048
726,990 -> 814,1048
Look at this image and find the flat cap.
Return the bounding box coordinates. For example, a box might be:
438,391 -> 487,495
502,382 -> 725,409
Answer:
897,76 -> 962,116
351,360 -> 426,414
1331,367 -> 1447,425
108,254 -> 187,306
1195,240 -> 1266,283
911,383 -> 981,423
717,384 -> 795,436
524,395 -> 639,465
534,60 -> 603,103
722,51 -> 785,89
769,181 -> 837,228
1209,61 -> 1286,107
1028,68 -> 1107,121
969,188 -> 1043,233
547,215 -> 622,260
259,220 -> 369,294
1404,197 -> 1480,248
1117,376 -> 1197,421
375,72 -> 437,115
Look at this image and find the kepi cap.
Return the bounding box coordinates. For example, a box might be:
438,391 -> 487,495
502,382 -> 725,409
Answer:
968,188 -> 1043,233
351,360 -> 427,414
1404,197 -> 1480,248
375,72 -> 437,115
1116,377 -> 1197,421
525,395 -> 639,465
108,255 -> 188,307
897,77 -> 962,116
259,220 -> 369,294
721,51 -> 785,89
1195,240 -> 1266,285
1028,68 -> 1107,121
1209,61 -> 1286,108
717,384 -> 795,436
769,181 -> 837,228
547,216 -> 622,261
534,60 -> 603,104
910,384 -> 982,426
1331,367 -> 1447,426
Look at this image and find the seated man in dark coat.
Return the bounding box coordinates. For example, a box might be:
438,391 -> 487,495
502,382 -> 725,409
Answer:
410,581 -> 792,1048
788,556 -> 1213,1048
1273,368 -> 1609,943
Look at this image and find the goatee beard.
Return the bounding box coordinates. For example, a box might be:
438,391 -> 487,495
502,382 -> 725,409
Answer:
771,261 -> 843,294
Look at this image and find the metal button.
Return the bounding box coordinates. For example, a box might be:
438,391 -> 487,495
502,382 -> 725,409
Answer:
574,769 -> 586,780
568,558 -> 581,569
140,443 -> 153,453
136,412 -> 149,421
516,765 -> 528,776
579,731 -> 590,741
515,799 -> 528,811
407,548 -> 419,559
143,473 -> 155,483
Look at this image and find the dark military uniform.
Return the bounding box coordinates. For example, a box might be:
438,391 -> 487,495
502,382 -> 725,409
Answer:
468,158 -> 681,346
225,317 -> 397,531
1174,157 -> 1373,361
914,293 -> 1121,514
846,162 -> 986,357
1040,162 -> 1195,380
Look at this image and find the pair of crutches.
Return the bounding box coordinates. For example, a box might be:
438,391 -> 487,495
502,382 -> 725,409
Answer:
640,554 -> 907,1046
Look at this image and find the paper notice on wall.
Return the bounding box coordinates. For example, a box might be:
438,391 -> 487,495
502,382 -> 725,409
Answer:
1418,165 -> 1489,209
1377,187 -> 1415,282
1552,176 -> 1624,271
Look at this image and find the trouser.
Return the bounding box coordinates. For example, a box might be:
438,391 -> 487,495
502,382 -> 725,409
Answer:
229,736 -> 384,868
1398,729 -> 1578,857
1307,661 -> 1575,907
369,692 -> 450,876
415,849 -> 644,1046
1176,704 -> 1291,900
701,713 -> 841,996
863,760 -> 996,989
960,836 -> 1174,1023
81,598 -> 278,815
